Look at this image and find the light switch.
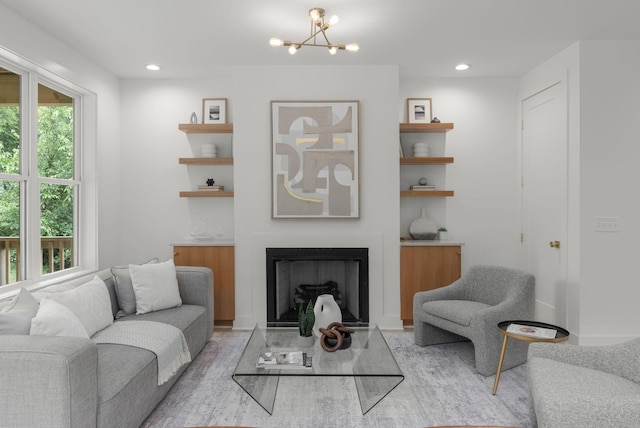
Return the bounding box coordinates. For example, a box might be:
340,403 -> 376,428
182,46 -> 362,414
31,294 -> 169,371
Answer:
595,216 -> 620,232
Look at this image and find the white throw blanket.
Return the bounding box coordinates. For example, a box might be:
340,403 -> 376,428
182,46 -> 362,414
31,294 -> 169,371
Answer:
92,320 -> 191,385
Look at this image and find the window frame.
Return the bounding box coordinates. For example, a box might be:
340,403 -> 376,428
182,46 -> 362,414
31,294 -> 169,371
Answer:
0,52 -> 98,295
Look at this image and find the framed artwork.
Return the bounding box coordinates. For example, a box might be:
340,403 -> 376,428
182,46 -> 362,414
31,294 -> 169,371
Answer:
271,100 -> 359,218
202,98 -> 227,124
407,98 -> 432,123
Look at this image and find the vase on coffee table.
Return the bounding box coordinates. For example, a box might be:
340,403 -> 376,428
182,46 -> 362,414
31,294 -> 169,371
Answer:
313,294 -> 342,337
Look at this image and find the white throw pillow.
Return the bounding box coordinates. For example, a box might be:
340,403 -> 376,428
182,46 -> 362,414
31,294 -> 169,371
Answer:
129,259 -> 182,314
30,300 -> 89,338
0,288 -> 39,335
44,276 -> 113,337
111,258 -> 159,317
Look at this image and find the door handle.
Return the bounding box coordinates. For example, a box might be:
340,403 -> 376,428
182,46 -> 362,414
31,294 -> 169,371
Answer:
549,240 -> 560,248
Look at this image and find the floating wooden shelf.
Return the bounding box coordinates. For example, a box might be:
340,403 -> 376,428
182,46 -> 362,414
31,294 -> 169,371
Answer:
400,190 -> 454,197
400,157 -> 454,165
179,158 -> 233,165
179,191 -> 234,198
399,123 -> 454,133
178,123 -> 233,134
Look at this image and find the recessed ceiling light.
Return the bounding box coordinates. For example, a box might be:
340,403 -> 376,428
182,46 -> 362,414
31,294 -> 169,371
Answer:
145,64 -> 161,71
455,63 -> 471,71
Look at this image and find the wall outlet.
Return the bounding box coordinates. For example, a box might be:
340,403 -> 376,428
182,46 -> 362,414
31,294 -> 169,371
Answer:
595,216 -> 620,232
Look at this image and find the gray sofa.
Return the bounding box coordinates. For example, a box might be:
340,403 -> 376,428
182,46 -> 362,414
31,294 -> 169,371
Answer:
0,265 -> 214,428
528,338 -> 640,428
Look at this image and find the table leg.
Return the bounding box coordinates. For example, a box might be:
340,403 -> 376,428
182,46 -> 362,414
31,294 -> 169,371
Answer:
492,335 -> 509,395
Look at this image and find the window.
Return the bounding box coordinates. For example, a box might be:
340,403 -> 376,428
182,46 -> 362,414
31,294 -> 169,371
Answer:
1,62 -> 86,289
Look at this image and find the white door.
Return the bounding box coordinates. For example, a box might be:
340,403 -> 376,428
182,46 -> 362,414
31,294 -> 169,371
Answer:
521,81 -> 568,325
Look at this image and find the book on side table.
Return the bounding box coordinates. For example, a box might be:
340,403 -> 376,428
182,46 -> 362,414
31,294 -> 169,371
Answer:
257,351 -> 312,369
507,323 -> 557,339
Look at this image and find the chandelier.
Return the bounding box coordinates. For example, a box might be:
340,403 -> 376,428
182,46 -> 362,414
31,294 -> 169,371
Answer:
269,8 -> 359,55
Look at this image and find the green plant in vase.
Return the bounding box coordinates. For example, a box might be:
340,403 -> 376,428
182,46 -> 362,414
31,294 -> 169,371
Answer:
298,301 -> 316,346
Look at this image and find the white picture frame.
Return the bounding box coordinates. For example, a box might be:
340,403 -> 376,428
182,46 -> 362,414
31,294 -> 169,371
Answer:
407,98 -> 432,124
202,98 -> 227,124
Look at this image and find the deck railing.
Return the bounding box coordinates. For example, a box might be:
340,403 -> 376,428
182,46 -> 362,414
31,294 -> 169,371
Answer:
0,237 -> 73,285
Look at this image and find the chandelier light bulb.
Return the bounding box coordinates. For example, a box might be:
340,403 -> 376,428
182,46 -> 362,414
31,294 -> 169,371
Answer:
269,38 -> 284,47
328,15 -> 339,26
288,45 -> 299,55
345,43 -> 359,52
328,46 -> 337,55
309,8 -> 322,23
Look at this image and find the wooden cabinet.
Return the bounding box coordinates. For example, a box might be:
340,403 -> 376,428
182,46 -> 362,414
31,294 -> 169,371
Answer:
173,245 -> 235,325
178,123 -> 234,197
400,245 -> 461,325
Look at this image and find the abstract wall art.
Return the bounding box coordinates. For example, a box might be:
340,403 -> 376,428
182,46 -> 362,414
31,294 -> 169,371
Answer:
271,101 -> 359,218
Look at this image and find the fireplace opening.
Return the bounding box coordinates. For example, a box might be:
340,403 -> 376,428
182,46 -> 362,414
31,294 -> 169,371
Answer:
266,248 -> 369,327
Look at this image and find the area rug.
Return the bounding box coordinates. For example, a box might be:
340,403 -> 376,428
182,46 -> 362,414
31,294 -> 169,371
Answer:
141,331 -> 530,428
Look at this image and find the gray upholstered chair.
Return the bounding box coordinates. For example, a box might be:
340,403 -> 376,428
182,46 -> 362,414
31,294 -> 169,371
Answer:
413,265 -> 535,376
528,338 -> 640,428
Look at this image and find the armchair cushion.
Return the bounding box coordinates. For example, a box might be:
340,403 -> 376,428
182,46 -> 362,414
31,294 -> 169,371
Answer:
423,300 -> 491,326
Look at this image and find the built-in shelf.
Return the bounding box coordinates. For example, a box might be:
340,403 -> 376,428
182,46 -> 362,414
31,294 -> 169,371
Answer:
400,190 -> 454,197
399,122 -> 454,133
178,123 -> 233,134
179,191 -> 234,198
179,158 -> 233,165
400,157 -> 454,165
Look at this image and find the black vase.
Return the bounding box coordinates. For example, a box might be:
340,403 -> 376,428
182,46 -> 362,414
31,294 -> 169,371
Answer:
324,332 -> 352,350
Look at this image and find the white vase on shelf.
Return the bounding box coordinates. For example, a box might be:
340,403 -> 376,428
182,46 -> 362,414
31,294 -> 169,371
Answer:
313,294 -> 342,337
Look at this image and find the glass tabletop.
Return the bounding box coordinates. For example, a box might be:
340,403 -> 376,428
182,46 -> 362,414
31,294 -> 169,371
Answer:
232,325 -> 404,414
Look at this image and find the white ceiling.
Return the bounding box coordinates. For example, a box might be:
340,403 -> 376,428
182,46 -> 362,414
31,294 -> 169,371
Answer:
2,0 -> 640,79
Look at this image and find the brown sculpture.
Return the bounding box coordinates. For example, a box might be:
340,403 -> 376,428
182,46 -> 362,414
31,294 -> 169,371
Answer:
319,322 -> 355,352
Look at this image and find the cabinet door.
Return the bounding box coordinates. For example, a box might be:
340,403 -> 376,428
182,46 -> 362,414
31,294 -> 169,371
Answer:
174,246 -> 235,324
400,245 -> 461,323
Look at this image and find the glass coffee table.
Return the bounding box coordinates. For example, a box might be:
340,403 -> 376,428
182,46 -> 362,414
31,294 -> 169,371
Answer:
232,325 -> 404,415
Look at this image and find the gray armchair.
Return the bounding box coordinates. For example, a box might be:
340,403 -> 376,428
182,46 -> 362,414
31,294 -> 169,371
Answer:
413,265 -> 535,376
528,338 -> 640,428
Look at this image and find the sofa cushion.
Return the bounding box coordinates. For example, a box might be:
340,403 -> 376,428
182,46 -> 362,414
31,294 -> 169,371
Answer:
111,258 -> 158,318
0,288 -> 39,335
529,357 -> 640,427
43,276 -> 113,337
422,299 -> 492,326
130,259 -> 182,315
30,300 -> 90,338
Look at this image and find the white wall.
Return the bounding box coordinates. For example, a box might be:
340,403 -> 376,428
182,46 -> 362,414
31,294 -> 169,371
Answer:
119,78 -> 235,263
0,4 -> 122,272
232,65 -> 401,329
579,40 -> 640,344
400,78 -> 521,273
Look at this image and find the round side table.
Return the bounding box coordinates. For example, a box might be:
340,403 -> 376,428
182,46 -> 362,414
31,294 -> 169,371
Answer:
492,320 -> 569,395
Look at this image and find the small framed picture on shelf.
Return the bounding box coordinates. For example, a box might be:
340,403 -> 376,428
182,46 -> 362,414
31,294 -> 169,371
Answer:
202,98 -> 227,124
407,98 -> 432,124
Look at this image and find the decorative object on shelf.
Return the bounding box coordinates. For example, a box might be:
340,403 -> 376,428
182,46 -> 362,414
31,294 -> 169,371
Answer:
313,294 -> 342,337
202,98 -> 227,124
297,301 -> 316,347
269,7 -> 359,56
410,177 -> 435,191
201,143 -> 217,158
409,207 -> 438,240
407,98 -> 433,124
319,322 -> 354,352
206,178 -> 215,186
190,112 -> 198,124
438,227 -> 449,241
431,117 -> 441,123
271,100 -> 359,218
413,142 -> 429,157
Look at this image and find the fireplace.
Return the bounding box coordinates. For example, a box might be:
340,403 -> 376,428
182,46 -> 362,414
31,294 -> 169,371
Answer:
266,247 -> 369,327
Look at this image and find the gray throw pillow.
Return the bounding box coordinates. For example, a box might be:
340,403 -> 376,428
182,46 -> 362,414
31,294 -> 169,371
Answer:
111,258 -> 158,318
0,288 -> 39,335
